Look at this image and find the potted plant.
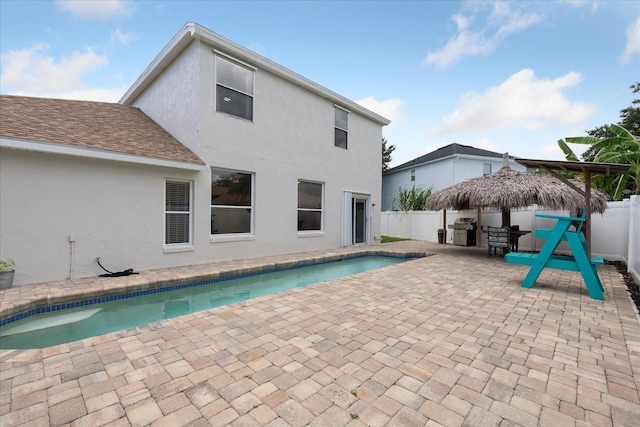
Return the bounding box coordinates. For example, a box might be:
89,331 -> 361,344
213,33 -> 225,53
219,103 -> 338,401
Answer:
0,258 -> 16,289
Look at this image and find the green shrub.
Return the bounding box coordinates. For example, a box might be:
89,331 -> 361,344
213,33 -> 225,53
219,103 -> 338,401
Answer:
392,185 -> 433,211
0,258 -> 15,273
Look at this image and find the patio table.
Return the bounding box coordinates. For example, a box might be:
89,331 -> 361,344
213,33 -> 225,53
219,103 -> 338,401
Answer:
509,229 -> 530,252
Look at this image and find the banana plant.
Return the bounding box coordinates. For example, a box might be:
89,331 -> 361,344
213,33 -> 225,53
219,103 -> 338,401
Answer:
557,124 -> 640,199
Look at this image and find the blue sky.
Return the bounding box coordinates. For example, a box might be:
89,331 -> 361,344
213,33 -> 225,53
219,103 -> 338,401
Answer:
1,1 -> 639,167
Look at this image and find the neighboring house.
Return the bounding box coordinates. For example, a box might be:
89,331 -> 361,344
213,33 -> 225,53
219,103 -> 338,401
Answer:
381,143 -> 526,211
0,22 -> 389,286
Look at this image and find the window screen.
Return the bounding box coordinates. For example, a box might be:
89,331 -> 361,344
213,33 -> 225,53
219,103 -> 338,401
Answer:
165,180 -> 191,245
216,55 -> 254,121
335,107 -> 348,149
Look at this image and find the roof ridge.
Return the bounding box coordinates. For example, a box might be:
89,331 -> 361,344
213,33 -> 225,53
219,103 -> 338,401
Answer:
384,143 -> 512,173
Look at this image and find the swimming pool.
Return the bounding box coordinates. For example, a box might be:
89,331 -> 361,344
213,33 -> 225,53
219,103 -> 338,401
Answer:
0,255 -> 413,349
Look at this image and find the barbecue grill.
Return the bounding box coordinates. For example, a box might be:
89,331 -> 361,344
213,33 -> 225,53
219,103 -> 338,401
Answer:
448,218 -> 477,246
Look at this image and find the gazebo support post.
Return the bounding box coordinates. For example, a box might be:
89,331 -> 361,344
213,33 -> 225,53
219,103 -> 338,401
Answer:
443,209 -> 447,244
501,208 -> 510,227
477,207 -> 482,247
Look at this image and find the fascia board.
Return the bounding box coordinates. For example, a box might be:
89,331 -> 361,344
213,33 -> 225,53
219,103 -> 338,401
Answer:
0,137 -> 207,171
455,153 -> 514,163
384,156 -> 455,175
120,22 -> 390,126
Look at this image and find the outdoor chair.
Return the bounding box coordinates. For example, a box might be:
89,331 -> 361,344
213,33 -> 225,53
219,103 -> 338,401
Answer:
488,226 -> 510,256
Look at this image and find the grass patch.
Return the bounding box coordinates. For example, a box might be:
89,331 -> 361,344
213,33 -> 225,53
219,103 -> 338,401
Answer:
381,235 -> 410,243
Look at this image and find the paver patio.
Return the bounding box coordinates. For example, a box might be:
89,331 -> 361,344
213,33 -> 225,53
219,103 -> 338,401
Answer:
1,241 -> 639,426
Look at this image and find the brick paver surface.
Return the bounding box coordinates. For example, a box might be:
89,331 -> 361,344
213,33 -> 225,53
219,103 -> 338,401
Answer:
1,241 -> 639,426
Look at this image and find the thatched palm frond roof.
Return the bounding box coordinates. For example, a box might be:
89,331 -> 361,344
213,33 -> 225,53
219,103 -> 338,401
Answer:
425,166 -> 607,213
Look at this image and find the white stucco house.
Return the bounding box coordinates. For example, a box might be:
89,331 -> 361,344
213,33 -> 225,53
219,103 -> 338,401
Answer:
0,22 -> 389,286
382,143 -> 526,211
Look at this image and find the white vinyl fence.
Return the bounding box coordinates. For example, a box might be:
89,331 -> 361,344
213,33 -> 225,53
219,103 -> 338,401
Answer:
629,195 -> 640,282
382,195 -> 640,281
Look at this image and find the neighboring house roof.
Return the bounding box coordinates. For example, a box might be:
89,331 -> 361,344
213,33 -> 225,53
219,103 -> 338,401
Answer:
0,95 -> 205,169
119,22 -> 390,127
385,143 -> 515,174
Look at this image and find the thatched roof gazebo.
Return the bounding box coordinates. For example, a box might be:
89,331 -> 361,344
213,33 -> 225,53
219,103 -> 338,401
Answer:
425,154 -> 608,246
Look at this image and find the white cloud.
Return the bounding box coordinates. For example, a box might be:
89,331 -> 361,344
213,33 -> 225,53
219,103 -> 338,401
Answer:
111,28 -> 137,45
452,13 -> 471,31
620,17 -> 640,64
424,31 -> 495,69
472,137 -> 498,152
55,0 -> 133,19
429,69 -> 597,136
0,44 -> 124,102
534,143 -> 566,158
355,96 -> 405,124
562,0 -> 599,13
533,141 -> 590,161
424,3 -> 540,69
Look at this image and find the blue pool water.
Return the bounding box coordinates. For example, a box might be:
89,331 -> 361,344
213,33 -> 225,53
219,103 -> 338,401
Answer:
0,255 -> 408,349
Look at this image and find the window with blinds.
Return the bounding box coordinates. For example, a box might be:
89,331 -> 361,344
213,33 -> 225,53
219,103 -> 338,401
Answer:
165,180 -> 192,245
335,106 -> 348,149
298,180 -> 323,231
215,55 -> 254,121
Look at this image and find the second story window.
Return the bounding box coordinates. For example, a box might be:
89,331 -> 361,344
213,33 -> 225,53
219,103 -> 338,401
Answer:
483,163 -> 492,176
335,106 -> 348,149
215,54 -> 254,121
411,170 -> 415,182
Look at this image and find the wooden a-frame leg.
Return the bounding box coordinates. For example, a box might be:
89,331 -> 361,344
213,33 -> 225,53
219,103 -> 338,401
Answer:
566,232 -> 604,300
521,221 -> 568,288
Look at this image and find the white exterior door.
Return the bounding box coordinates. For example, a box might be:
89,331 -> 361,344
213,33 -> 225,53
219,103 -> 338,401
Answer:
342,192 -> 370,246
353,197 -> 368,244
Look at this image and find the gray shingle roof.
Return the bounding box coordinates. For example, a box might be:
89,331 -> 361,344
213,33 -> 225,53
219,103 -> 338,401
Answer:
0,95 -> 204,166
385,143 -> 510,174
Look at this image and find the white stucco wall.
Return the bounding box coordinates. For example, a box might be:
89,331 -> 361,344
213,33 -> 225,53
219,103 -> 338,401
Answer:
130,40 -> 383,264
1,37 -> 385,286
0,148 -> 202,285
131,40 -> 202,155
